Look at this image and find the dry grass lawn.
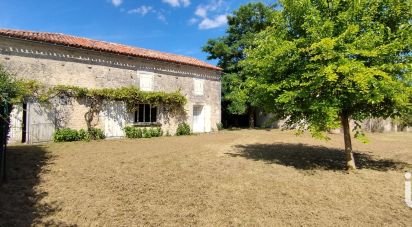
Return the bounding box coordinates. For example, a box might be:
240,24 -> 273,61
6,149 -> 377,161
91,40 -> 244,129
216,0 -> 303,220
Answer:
1,129 -> 412,226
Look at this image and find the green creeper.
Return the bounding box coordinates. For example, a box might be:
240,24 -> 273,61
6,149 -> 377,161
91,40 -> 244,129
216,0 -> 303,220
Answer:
203,2 -> 275,127
242,0 -> 412,170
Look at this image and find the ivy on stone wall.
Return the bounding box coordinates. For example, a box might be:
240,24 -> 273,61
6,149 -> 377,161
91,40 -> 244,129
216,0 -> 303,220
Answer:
16,81 -> 187,109
40,85 -> 187,110
16,80 -> 187,131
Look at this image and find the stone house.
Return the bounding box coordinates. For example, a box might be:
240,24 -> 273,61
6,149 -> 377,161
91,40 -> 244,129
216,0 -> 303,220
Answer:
0,29 -> 222,143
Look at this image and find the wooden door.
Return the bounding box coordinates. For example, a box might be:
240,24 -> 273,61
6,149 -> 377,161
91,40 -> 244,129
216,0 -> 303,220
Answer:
103,101 -> 127,138
27,102 -> 56,143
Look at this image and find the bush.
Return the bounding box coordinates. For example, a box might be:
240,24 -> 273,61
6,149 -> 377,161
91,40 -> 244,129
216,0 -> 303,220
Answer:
78,129 -> 91,141
53,128 -> 80,142
54,128 -> 105,142
142,128 -> 151,138
216,123 -> 223,131
176,123 -> 191,136
124,126 -> 162,139
88,128 -> 105,140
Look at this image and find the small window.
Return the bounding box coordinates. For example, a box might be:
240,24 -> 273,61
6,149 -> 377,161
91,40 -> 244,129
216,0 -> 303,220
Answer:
194,78 -> 204,95
134,104 -> 157,123
139,72 -> 154,91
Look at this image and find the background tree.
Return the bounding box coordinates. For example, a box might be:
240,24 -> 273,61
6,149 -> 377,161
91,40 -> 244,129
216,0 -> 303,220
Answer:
0,65 -> 25,183
242,0 -> 412,170
203,2 -> 275,128
0,65 -> 21,137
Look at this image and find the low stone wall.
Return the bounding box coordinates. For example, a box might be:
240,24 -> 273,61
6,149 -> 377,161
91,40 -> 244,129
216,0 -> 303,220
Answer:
256,112 -> 409,133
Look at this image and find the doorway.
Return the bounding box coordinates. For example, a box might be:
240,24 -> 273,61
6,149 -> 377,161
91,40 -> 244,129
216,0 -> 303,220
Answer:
192,105 -> 205,133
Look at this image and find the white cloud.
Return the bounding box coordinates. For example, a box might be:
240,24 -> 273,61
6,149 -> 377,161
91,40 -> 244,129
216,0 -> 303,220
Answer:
157,13 -> 167,23
111,0 -> 123,7
199,14 -> 227,29
188,18 -> 199,25
162,0 -> 190,8
191,0 -> 227,29
182,0 -> 191,7
127,6 -> 167,23
195,7 -> 207,18
128,6 -> 153,16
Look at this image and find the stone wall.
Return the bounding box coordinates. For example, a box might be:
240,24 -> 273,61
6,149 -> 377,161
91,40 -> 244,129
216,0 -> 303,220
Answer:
256,112 -> 407,133
0,36 -> 221,142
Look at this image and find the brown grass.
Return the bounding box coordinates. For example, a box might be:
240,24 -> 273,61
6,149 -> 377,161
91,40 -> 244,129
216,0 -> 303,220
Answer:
1,129 -> 412,226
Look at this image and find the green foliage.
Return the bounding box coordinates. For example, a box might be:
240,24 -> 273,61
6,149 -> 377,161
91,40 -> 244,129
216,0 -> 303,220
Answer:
124,126 -> 142,138
176,122 -> 191,136
38,85 -> 186,111
0,65 -> 21,143
216,122 -> 224,131
142,128 -> 150,138
394,109 -> 412,130
87,128 -> 105,140
0,66 -> 22,103
124,126 -> 162,139
242,0 -> 412,139
14,82 -> 186,134
53,128 -> 80,142
203,2 -> 275,116
53,128 -> 105,142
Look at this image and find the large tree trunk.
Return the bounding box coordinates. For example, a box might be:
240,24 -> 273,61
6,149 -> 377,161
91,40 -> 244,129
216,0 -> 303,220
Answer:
248,106 -> 255,128
341,113 -> 356,170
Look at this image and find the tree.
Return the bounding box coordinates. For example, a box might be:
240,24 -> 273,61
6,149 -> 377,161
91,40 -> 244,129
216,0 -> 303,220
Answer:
0,65 -> 23,183
242,0 -> 412,170
0,65 -> 20,135
203,2 -> 275,128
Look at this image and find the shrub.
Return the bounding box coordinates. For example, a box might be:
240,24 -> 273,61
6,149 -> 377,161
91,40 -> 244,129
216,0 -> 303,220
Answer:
124,126 -> 162,139
150,127 -> 163,137
136,128 -> 143,138
142,128 -> 151,138
176,123 -> 191,136
88,128 -> 105,140
216,123 -> 223,131
124,126 -> 138,138
54,128 -> 105,142
53,128 -> 80,142
157,127 -> 163,137
78,129 -> 91,141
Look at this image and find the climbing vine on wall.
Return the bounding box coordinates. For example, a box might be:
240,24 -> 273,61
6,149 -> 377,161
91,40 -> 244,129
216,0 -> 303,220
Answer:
16,80 -> 187,130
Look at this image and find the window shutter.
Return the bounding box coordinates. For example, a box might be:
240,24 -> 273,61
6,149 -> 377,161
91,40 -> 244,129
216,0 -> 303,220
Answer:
139,72 -> 154,91
194,78 -> 204,95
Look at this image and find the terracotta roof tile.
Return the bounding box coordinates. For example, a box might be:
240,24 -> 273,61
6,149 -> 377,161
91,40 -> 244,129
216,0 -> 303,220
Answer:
0,28 -> 222,71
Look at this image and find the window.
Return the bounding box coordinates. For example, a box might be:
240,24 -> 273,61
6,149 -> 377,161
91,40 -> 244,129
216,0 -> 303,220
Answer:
139,72 -> 154,91
193,78 -> 204,95
134,104 -> 157,123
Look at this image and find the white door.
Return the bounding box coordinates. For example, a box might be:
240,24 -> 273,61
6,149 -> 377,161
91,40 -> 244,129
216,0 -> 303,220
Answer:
27,102 -> 56,143
8,105 -> 23,144
193,105 -> 205,133
103,101 -> 127,138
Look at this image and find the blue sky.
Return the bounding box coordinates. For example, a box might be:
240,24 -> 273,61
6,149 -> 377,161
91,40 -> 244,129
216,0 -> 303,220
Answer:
0,0 -> 272,65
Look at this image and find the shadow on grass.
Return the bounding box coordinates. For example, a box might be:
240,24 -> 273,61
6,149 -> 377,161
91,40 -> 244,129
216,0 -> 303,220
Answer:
227,143 -> 409,171
0,145 -> 75,226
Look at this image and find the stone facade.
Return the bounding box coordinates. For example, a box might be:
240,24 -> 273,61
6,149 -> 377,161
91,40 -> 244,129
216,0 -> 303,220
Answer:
0,36 -> 221,143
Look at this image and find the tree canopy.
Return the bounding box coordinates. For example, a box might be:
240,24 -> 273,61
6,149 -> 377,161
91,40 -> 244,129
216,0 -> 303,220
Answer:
203,2 -> 275,127
242,0 -> 412,169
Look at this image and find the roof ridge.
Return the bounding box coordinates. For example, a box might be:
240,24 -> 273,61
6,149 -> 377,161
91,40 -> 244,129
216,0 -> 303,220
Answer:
0,28 -> 222,71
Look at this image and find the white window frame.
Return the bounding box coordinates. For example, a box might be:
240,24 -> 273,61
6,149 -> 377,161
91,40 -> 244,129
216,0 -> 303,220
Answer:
193,78 -> 204,96
139,71 -> 154,91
